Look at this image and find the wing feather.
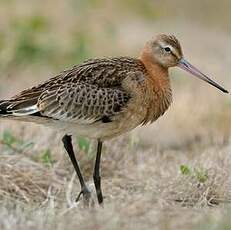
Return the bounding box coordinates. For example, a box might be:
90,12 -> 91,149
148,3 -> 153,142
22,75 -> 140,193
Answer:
37,83 -> 130,124
1,57 -> 146,121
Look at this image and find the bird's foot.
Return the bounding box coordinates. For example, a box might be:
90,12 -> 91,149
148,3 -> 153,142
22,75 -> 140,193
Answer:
76,185 -> 95,208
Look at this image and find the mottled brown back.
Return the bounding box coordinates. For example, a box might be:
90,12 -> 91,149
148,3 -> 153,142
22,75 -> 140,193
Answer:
0,57 -> 147,122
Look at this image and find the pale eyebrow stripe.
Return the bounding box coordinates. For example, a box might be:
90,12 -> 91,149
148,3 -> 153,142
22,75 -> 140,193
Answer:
159,42 -> 174,50
159,42 -> 181,59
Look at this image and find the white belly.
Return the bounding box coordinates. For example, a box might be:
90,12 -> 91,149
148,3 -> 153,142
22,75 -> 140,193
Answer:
1,107 -> 146,140
48,108 -> 145,140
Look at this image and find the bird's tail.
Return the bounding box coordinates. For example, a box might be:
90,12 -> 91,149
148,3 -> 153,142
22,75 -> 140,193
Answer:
0,100 -> 11,116
0,99 -> 44,124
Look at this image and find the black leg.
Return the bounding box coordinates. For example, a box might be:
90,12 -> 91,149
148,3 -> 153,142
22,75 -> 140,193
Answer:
62,134 -> 91,204
93,140 -> 103,205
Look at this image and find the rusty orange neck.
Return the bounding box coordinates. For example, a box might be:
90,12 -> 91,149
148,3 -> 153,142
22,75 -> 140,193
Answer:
138,49 -> 172,124
139,50 -> 169,90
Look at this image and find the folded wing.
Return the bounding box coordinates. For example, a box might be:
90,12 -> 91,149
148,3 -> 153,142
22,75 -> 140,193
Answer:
0,57 -> 145,123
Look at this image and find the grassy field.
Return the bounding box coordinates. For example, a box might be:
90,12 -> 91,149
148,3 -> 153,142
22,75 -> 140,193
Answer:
1,0 -> 231,229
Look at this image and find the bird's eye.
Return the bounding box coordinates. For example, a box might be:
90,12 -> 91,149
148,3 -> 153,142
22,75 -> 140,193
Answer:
164,47 -> 171,53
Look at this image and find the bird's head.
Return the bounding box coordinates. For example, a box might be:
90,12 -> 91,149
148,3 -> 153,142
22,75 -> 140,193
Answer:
142,34 -> 228,93
149,34 -> 183,68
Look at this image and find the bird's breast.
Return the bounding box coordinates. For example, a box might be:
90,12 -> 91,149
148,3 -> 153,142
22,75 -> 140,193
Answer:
142,82 -> 172,125
124,72 -> 172,125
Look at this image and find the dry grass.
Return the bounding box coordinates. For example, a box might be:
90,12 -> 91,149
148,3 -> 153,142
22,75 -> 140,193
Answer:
1,139 -> 231,229
1,0 -> 231,229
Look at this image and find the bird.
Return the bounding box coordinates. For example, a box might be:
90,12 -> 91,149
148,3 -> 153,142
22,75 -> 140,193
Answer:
0,34 -> 228,207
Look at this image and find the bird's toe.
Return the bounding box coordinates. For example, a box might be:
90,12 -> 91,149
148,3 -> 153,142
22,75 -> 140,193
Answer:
76,183 -> 97,208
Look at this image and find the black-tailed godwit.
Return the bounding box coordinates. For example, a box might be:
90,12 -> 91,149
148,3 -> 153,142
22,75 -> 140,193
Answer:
0,34 -> 228,206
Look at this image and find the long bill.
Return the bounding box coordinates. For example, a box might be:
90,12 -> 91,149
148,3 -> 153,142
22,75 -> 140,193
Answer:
178,58 -> 229,93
